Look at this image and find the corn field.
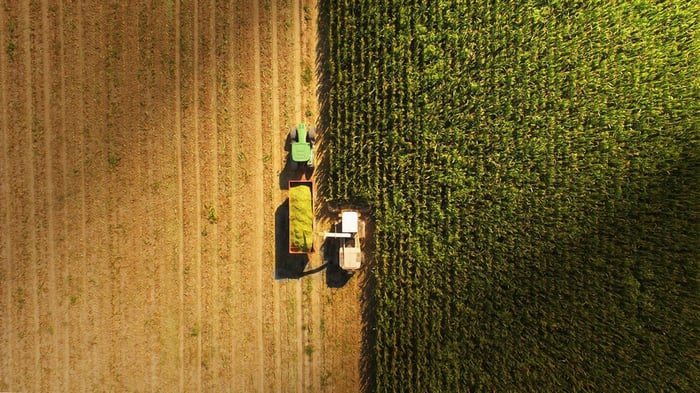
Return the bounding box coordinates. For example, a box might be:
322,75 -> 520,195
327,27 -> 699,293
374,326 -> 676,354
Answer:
322,0 -> 699,391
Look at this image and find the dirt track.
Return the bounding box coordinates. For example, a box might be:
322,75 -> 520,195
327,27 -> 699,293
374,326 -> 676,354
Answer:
0,1 -> 363,392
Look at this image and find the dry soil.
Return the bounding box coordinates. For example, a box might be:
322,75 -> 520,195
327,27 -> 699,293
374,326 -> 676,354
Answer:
0,1 -> 364,392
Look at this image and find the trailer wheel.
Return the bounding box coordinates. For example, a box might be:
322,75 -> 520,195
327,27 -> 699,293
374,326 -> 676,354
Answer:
289,126 -> 297,142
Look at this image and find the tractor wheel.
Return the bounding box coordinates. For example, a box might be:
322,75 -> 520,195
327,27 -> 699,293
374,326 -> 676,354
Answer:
289,126 -> 297,142
307,126 -> 316,142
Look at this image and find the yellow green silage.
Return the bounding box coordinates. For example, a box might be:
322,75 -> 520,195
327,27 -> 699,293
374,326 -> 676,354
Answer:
289,183 -> 313,251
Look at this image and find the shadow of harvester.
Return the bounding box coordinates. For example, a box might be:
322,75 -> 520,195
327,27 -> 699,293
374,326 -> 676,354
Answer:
320,236 -> 353,288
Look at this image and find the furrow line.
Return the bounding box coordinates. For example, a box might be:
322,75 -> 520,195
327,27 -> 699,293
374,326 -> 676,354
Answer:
291,0 -> 304,390
174,0 -> 185,391
40,0 -> 59,389
75,2 -> 87,391
177,0 -> 199,389
227,1 -> 239,388
303,1 -> 323,390
57,1 -> 70,390
216,0 -> 237,387
257,1 -> 280,390
0,2 -> 13,389
252,0 -> 265,390
193,1 -> 203,391
104,3 -> 118,388
22,2 -> 40,390
139,2 -> 157,388
206,0 -> 220,388
270,0 -> 282,391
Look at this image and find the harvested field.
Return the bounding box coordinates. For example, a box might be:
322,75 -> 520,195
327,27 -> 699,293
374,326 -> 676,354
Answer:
0,1 -> 363,392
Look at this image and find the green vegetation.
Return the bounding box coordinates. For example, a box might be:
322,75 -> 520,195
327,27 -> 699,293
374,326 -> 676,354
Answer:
6,42 -> 16,60
302,62 -> 313,86
206,205 -> 218,224
107,152 -> 120,169
289,183 -> 313,251
324,0 -> 699,391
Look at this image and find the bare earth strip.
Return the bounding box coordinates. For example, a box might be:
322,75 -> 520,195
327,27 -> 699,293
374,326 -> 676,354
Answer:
230,1 -> 265,391
268,0 -> 284,390
24,1 -> 41,391
0,1 -> 363,392
50,1 -> 69,390
60,2 -> 87,390
80,2 -> 111,391
0,2 -> 13,390
37,1 -> 58,390
198,1 -> 219,391
214,0 -> 236,389
258,2 -> 281,393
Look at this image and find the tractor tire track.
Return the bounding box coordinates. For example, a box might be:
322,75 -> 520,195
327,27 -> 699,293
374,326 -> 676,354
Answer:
292,0 -> 305,390
39,1 -> 67,390
148,0 -> 181,389
269,0 -> 283,390
252,1 -> 266,390
214,0 -> 236,388
55,0 -> 71,390
81,2 -> 113,390
134,3 -> 156,390
107,2 -> 149,389
207,0 -> 221,388
74,2 -> 88,390
274,0 -> 308,391
138,3 -> 157,390
177,0 -> 203,391
60,2 -> 88,390
300,1 -> 323,391
196,0 -> 219,390
21,1 -> 41,391
0,2 -> 13,390
230,1 -> 265,391
258,2 -> 281,392
174,0 -> 186,390
192,1 -> 203,391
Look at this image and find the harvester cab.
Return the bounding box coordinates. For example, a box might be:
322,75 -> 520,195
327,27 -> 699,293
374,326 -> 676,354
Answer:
289,123 -> 315,170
